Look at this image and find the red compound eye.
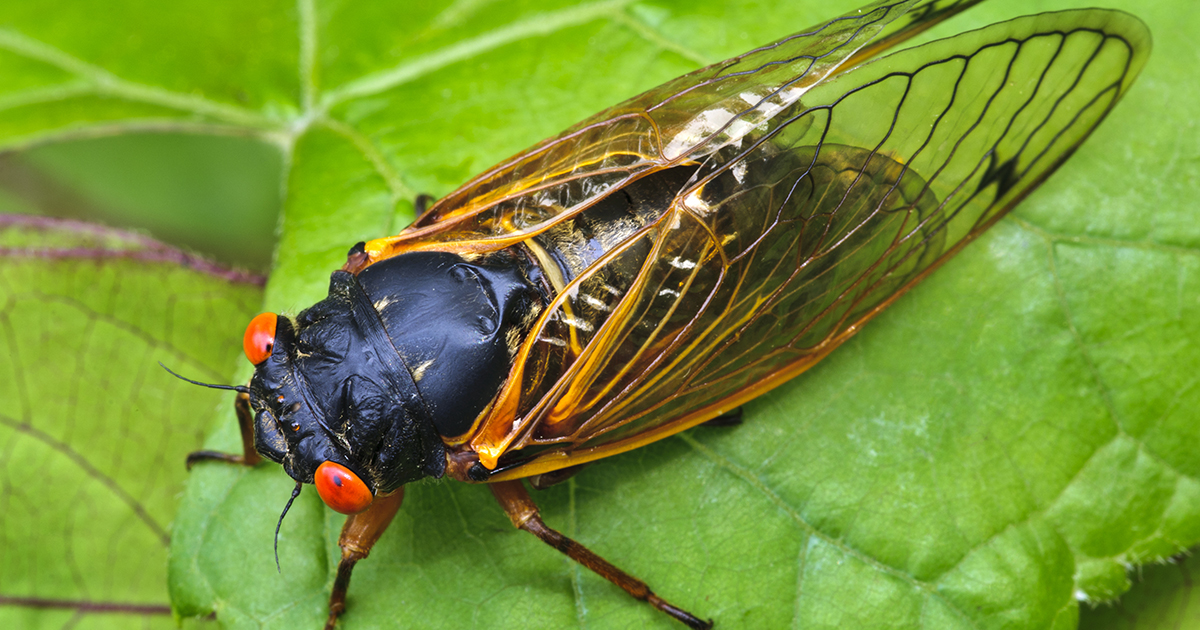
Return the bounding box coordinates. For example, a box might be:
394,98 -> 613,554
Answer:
243,312 -> 277,365
315,461 -> 373,514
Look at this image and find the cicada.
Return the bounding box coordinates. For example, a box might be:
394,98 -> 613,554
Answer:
176,0 -> 1149,627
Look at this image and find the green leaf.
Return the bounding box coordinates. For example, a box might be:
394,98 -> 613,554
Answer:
1079,552 -> 1200,630
0,216 -> 262,628
1,1 -> 1197,629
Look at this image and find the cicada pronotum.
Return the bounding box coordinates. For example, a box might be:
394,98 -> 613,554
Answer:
174,0 -> 1149,627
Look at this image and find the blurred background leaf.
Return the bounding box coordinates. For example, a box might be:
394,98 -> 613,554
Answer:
1080,552 -> 1200,630
0,0 -> 1196,629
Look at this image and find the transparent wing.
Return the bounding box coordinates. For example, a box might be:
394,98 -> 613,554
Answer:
476,8 -> 1150,474
358,0 -> 985,261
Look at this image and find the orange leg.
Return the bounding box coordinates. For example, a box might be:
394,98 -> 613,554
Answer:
490,480 -> 712,629
186,393 -> 262,469
325,489 -> 404,630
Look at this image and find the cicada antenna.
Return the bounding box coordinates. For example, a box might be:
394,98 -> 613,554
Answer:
159,362 -> 250,395
275,481 -> 304,573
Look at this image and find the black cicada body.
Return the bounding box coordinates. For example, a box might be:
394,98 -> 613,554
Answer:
244,250 -> 546,503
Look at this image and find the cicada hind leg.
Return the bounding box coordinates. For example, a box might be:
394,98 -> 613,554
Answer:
700,407 -> 743,428
490,480 -> 713,630
185,392 -> 262,469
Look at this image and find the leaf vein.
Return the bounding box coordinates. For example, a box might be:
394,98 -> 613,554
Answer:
611,10 -> 712,66
0,28 -> 280,129
1012,216 -> 1200,257
320,117 -> 416,200
0,414 -> 170,546
0,120 -> 289,155
677,432 -> 983,630
321,0 -> 636,108
298,0 -> 318,113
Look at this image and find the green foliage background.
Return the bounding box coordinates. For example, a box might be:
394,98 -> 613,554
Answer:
0,1 -> 1197,629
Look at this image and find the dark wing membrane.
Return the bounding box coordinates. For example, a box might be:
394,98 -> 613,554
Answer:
361,0 -> 984,259
482,9 -> 1149,472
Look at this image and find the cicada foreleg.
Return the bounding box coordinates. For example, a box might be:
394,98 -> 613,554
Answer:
490,480 -> 713,630
326,489 -> 405,630
185,392 -> 262,469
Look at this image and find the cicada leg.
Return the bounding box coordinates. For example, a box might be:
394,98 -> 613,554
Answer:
700,407 -> 743,428
185,392 -> 262,469
526,408 -> 741,490
326,488 -> 404,630
490,480 -> 713,630
414,193 -> 436,215
528,463 -> 590,490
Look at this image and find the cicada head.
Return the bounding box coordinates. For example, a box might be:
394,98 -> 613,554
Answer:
242,307 -> 436,514
243,249 -> 545,514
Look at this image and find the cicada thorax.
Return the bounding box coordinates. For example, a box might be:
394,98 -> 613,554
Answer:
245,245 -> 548,496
